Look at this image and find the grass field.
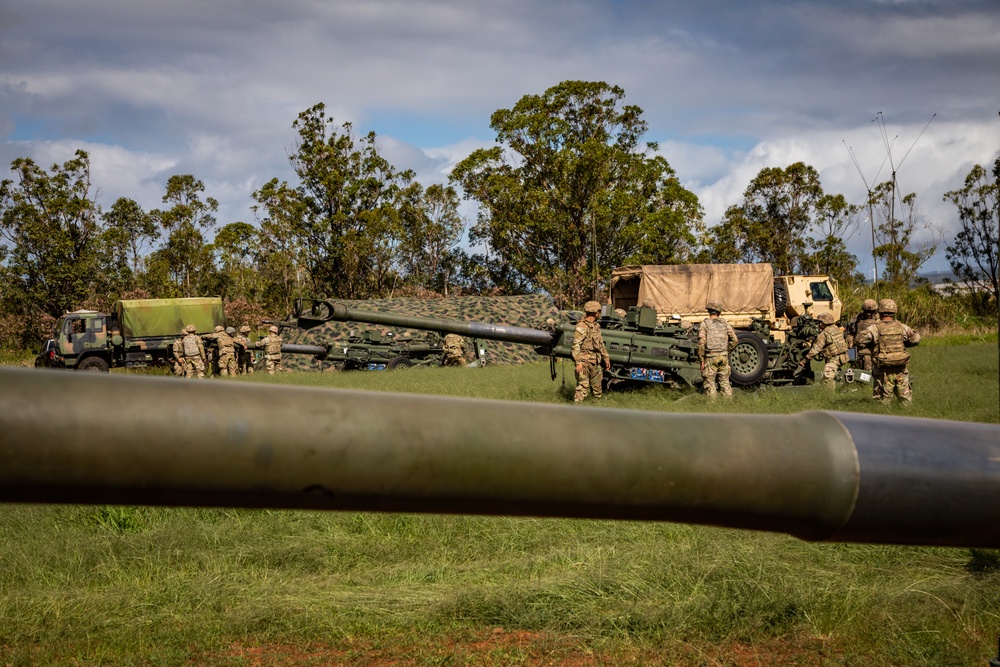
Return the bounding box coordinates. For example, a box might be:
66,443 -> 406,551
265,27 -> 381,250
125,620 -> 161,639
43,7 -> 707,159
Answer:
1,335 -> 998,666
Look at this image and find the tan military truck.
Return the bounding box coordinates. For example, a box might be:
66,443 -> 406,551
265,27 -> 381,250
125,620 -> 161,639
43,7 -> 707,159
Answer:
609,264 -> 840,342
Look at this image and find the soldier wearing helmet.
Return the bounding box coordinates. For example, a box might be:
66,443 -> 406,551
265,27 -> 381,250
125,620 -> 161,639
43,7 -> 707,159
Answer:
234,325 -> 255,375
801,312 -> 849,389
171,329 -> 187,377
571,301 -> 611,404
854,298 -> 921,405
180,324 -> 206,379
846,299 -> 880,372
203,324 -> 237,377
255,324 -> 284,375
441,333 -> 468,367
698,300 -> 738,399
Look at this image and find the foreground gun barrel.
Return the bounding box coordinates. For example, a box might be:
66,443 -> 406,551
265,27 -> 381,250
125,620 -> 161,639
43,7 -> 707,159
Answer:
1,367 -> 998,548
327,302 -> 556,347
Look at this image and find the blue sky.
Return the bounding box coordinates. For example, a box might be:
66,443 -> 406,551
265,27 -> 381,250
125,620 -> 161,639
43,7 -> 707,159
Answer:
2,0 -> 998,278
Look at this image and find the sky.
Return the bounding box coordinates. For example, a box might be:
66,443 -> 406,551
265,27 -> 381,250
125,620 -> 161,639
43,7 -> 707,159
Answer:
2,0 -> 999,280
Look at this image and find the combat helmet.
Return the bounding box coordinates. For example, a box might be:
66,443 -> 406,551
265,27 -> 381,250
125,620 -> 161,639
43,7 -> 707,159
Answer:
186,324 -> 197,333
878,298 -> 897,314
862,299 -> 877,312
583,301 -> 602,314
225,326 -> 236,335
214,325 -> 224,332
269,325 -> 279,334
240,325 -> 251,334
706,300 -> 723,314
817,312 -> 834,324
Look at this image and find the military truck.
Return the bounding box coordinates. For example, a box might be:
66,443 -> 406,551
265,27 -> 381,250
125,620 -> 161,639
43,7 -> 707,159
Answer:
609,264 -> 841,342
46,297 -> 227,372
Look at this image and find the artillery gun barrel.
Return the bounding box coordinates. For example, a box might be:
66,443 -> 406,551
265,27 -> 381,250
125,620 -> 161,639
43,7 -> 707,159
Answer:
282,343 -> 329,357
1,367 -> 998,548
326,302 -> 556,348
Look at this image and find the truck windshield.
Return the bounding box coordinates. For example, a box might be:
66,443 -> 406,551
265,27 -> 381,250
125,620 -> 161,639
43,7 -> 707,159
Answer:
810,282 -> 834,302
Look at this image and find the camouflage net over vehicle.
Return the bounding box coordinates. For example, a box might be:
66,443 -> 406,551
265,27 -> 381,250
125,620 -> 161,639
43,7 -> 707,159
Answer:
282,294 -> 564,372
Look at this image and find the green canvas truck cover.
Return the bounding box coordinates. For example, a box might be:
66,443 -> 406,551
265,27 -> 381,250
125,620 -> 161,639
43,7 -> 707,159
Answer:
116,298 -> 226,338
610,264 -> 775,317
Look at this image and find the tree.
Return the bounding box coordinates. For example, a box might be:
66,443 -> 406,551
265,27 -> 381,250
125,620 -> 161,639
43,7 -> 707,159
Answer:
253,103 -> 414,300
98,197 -> 158,299
943,158 -> 999,307
868,180 -> 936,287
213,221 -> 261,302
451,80 -> 702,307
709,162 -> 823,275
149,175 -> 219,297
0,150 -> 101,326
802,194 -> 862,286
398,183 -> 466,295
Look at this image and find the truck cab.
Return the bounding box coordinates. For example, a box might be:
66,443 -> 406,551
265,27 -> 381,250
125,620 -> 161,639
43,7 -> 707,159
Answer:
52,310 -> 120,371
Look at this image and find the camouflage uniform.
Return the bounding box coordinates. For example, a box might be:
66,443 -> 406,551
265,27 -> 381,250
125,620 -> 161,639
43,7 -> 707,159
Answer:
848,300 -> 879,372
854,299 -> 921,405
171,332 -> 186,377
805,313 -> 849,388
203,326 -> 237,377
442,334 -> 467,367
180,325 -> 206,379
235,325 -> 255,374
571,302 -> 611,404
255,326 -> 283,375
698,301 -> 738,399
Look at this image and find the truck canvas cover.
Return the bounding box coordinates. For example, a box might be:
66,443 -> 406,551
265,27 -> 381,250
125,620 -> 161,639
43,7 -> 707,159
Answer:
610,264 -> 774,316
116,298 -> 226,338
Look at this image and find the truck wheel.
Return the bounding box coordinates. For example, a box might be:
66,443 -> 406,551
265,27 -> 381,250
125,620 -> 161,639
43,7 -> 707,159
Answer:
773,283 -> 789,318
78,357 -> 110,373
729,332 -> 767,386
387,356 -> 414,370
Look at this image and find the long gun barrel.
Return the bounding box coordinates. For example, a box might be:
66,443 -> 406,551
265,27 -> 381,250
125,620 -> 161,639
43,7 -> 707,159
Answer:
2,368 -> 998,547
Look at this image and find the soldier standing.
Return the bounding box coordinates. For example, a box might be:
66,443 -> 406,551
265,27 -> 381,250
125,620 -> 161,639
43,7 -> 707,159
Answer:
171,329 -> 186,377
235,325 -> 255,374
854,298 -> 921,405
847,299 -> 879,372
202,326 -> 237,377
571,301 -> 611,404
255,325 -> 283,375
441,334 -> 468,367
698,300 -> 738,399
181,324 -> 206,379
801,312 -> 849,388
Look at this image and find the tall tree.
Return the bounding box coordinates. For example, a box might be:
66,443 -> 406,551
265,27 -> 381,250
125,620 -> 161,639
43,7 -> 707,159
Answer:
253,103 -> 414,300
710,162 -> 823,275
451,80 -> 702,306
868,180 -> 936,287
802,193 -> 862,286
149,175 -> 219,297
98,197 -> 158,299
943,158 -> 999,306
0,150 -> 101,322
398,183 -> 466,295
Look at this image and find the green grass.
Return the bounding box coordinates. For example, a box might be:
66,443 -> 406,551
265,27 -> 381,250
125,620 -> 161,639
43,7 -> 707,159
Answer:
1,337 -> 998,665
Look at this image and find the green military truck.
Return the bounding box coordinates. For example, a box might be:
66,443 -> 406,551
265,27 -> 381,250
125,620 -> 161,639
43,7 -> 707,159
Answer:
46,297 -> 227,372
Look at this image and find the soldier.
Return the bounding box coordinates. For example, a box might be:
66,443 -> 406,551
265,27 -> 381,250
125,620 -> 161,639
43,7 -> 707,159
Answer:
235,325 -> 254,375
847,299 -> 879,372
800,312 -> 849,388
571,301 -> 611,404
441,333 -> 467,367
697,300 -> 738,399
171,329 -> 186,377
255,325 -> 283,375
180,324 -> 206,379
854,298 -> 921,405
203,326 -> 237,377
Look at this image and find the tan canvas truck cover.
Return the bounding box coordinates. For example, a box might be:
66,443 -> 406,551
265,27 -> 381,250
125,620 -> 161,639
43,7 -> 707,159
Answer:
116,298 -> 226,338
610,264 -> 775,321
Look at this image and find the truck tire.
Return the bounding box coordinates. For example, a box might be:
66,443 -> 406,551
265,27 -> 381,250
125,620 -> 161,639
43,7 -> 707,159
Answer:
387,356 -> 413,370
773,282 -> 789,318
78,357 -> 109,373
729,332 -> 768,386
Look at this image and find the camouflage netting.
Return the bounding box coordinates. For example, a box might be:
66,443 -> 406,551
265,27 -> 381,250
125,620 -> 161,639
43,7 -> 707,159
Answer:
282,294 -> 564,372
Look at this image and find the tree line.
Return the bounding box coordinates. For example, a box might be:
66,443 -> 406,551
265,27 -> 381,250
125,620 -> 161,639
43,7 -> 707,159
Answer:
1,80 -> 997,348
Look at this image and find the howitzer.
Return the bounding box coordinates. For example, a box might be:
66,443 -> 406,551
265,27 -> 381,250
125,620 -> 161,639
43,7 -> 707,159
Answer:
1,367 -> 998,547
289,299 -> 819,388
282,330 -> 486,370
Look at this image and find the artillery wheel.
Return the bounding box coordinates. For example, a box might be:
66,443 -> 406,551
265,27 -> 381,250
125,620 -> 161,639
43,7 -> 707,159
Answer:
387,356 -> 414,370
78,357 -> 109,373
729,332 -> 767,386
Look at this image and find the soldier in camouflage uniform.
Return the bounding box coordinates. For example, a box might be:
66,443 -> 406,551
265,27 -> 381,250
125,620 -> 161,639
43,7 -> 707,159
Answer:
854,298 -> 920,405
847,299 -> 879,372
181,324 -> 206,379
202,326 -> 237,377
571,301 -> 611,404
235,325 -> 255,375
255,325 -> 283,375
698,300 -> 738,399
801,312 -> 849,388
171,330 -> 186,377
441,333 -> 468,367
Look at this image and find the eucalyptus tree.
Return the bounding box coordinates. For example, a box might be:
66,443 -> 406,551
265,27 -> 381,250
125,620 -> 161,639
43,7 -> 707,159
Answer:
397,183 -> 466,295
868,180 -> 936,287
943,158 -> 999,307
149,175 -> 219,297
451,80 -> 702,306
